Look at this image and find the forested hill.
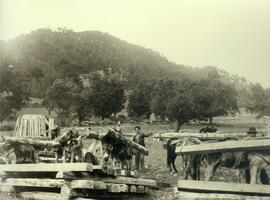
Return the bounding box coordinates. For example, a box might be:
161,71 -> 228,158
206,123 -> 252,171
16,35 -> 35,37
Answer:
0,28 -> 252,103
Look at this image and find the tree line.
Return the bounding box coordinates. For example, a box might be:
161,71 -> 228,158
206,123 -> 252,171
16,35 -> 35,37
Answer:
0,28 -> 269,130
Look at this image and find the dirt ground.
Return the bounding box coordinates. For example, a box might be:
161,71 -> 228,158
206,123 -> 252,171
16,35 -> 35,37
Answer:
0,117 -> 269,200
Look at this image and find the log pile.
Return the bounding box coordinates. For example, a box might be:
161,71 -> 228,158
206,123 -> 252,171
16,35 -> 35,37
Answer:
0,162 -> 158,199
0,136 -> 60,150
14,114 -> 53,137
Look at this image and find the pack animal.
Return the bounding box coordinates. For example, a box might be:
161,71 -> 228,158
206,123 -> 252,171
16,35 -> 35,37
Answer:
245,151 -> 270,184
49,127 -> 60,140
166,137 -> 202,180
204,151 -> 269,184
56,130 -> 83,163
103,143 -> 133,170
181,138 -> 202,180
0,142 -> 37,164
164,138 -> 178,173
199,126 -> 218,133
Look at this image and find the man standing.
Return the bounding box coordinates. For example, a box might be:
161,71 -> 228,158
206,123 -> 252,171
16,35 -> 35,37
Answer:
132,126 -> 151,172
246,127 -> 258,138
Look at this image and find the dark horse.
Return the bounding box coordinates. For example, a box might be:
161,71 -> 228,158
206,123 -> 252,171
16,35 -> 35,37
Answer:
199,126 -> 218,133
165,138 -> 178,173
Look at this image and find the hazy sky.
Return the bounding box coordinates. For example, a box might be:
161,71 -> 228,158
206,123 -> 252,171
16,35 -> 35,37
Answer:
1,0 -> 270,87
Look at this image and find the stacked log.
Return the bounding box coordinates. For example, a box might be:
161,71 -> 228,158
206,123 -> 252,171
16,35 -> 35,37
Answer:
0,136 -> 60,150
0,162 -> 158,199
155,132 -> 249,141
177,180 -> 270,198
14,114 -> 52,137
176,138 -> 270,155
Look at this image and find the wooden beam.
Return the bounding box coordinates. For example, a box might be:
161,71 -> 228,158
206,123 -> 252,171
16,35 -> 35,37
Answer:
112,168 -> 135,177
106,183 -> 128,193
178,180 -> 270,195
0,163 -> 102,172
0,136 -> 60,149
93,181 -> 107,190
60,184 -> 74,197
72,190 -> 131,199
103,177 -> 157,188
155,132 -> 248,141
71,180 -> 94,189
20,192 -> 96,200
38,157 -> 58,163
54,171 -> 157,188
177,191 -> 270,200
137,185 -> 145,193
0,178 -> 66,188
0,178 -> 95,189
20,192 -> 65,200
129,185 -> 137,193
176,139 -> 270,155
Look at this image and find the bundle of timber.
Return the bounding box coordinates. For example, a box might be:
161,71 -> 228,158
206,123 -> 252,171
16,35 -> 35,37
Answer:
0,162 -> 158,200
101,128 -> 149,155
0,136 -> 59,149
176,138 -> 270,155
155,132 -> 249,141
14,114 -> 54,137
0,136 -> 60,164
176,180 -> 270,199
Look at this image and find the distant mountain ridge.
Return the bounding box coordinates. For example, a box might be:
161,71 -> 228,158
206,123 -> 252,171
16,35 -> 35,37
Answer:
0,28 -> 252,106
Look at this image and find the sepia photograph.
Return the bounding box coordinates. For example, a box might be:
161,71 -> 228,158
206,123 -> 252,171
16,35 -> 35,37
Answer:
0,0 -> 270,199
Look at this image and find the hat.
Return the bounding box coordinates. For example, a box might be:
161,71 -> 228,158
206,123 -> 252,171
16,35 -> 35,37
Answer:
134,126 -> 141,130
247,127 -> 257,134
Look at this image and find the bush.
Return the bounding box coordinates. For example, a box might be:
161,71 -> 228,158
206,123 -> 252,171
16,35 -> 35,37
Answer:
0,125 -> 15,131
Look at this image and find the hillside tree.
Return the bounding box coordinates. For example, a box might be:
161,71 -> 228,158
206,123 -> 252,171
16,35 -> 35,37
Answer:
87,71 -> 127,120
127,79 -> 153,118
151,79 -> 196,132
192,78 -> 239,123
0,64 -> 30,122
44,79 -> 91,125
246,83 -> 270,118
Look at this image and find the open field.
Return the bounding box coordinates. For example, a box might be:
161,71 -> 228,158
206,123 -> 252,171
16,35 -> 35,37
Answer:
0,113 -> 269,199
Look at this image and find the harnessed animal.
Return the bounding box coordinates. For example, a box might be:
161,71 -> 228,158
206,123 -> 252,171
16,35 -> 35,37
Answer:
166,137 -> 203,180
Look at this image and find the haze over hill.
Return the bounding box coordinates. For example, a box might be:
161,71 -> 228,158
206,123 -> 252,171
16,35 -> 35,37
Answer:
0,29 -> 269,128
0,28 -> 252,98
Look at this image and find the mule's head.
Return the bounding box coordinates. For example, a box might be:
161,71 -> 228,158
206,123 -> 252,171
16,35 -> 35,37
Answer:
204,153 -> 222,181
102,144 -> 114,162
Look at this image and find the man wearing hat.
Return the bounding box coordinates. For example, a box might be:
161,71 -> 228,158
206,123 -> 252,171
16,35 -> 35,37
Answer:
132,126 -> 152,172
247,127 -> 258,138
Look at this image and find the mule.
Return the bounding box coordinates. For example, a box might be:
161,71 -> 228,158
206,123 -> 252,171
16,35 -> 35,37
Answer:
103,143 -> 133,170
241,151 -> 270,184
166,137 -> 203,180
165,138 -> 178,173
204,151 -> 270,184
56,130 -> 83,163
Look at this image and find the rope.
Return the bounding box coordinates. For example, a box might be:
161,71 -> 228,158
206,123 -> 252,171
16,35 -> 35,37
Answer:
249,152 -> 270,164
176,136 -> 202,153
